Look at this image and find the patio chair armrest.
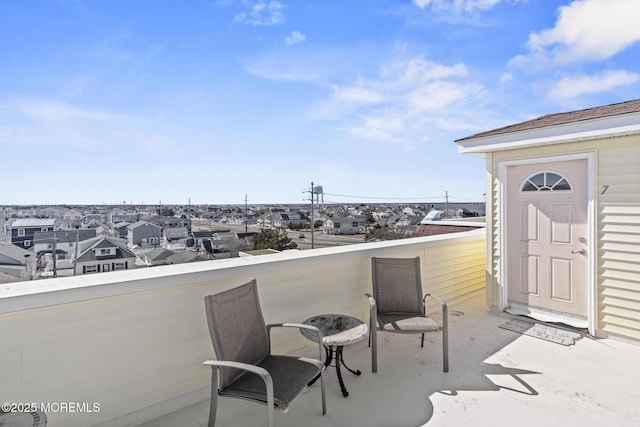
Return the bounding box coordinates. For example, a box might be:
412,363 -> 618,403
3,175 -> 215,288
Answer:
365,293 -> 377,329
365,293 -> 376,306
423,293 -> 448,329
203,360 -> 271,381
203,360 -> 275,409
298,356 -> 325,370
423,293 -> 446,306
266,323 -> 325,362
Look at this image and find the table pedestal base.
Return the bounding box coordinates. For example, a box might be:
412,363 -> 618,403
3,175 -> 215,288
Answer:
309,345 -> 361,397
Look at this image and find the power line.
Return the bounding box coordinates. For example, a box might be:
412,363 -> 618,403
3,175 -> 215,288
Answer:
323,192 -> 448,201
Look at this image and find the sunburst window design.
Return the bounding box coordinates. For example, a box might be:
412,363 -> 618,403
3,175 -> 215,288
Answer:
521,172 -> 571,192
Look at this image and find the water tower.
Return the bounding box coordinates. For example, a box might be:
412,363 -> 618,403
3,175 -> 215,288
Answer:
312,185 -> 324,207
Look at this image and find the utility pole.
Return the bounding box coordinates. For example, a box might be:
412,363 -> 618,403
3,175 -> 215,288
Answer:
245,194 -> 248,233
303,182 -> 321,249
310,182 -> 314,249
445,190 -> 449,218
52,230 -> 57,278
73,229 -> 80,276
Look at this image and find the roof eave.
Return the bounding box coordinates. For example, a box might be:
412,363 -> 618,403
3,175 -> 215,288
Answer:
457,112 -> 640,154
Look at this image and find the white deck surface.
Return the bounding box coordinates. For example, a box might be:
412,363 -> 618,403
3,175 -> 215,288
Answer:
139,293 -> 640,427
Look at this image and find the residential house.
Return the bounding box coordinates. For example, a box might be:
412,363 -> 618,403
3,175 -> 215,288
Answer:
138,248 -> 176,267
62,208 -> 83,229
192,230 -> 225,251
127,221 -> 162,249
147,217 -> 192,235
201,231 -> 239,254
82,213 -> 104,226
32,230 -> 98,274
270,212 -> 308,228
109,212 -> 140,225
323,216 -> 363,235
113,222 -> 132,239
456,98 -> 640,341
163,226 -> 188,242
3,218 -> 62,249
0,241 -> 36,281
39,207 -> 62,218
75,236 -> 137,275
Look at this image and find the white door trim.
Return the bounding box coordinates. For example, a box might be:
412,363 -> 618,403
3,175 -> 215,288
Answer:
498,152 -> 596,335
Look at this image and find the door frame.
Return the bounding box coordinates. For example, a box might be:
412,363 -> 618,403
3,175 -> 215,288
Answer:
498,152 -> 596,335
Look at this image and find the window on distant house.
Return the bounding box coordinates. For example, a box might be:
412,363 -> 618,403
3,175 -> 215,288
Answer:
23,240 -> 31,247
41,228 -> 48,232
85,265 -> 98,273
103,264 -> 110,272
18,229 -> 25,236
334,222 -> 341,229
352,222 -> 359,227
114,262 -> 126,271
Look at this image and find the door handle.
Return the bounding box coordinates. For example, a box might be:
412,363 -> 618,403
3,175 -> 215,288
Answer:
571,249 -> 587,256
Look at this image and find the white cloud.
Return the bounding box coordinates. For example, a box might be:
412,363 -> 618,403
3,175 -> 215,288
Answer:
234,1 -> 285,26
7,97 -> 125,124
548,70 -> 640,99
318,57 -> 482,145
515,0 -> 640,66
331,85 -> 385,105
412,0 -> 502,13
284,30 -> 306,45
499,72 -> 514,84
0,97 -> 135,148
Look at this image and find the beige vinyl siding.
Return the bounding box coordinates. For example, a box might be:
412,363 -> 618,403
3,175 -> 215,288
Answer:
487,133 -> 640,341
597,135 -> 640,338
486,151 -> 501,309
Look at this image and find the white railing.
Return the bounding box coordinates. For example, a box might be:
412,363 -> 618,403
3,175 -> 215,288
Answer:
0,229 -> 485,427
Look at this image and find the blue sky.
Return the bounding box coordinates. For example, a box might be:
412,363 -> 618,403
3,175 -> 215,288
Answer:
2,0 -> 639,206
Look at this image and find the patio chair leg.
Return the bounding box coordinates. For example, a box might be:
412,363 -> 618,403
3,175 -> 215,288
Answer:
320,367 -> 327,415
421,333 -> 425,347
208,368 -> 219,427
442,303 -> 449,373
371,330 -> 378,373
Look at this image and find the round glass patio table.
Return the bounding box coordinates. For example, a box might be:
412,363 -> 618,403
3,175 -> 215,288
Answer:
300,313 -> 368,397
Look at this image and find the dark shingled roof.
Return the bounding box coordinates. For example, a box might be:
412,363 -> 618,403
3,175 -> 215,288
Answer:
456,99 -> 640,142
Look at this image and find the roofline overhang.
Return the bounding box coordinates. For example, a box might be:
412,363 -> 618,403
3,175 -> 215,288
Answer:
456,111 -> 640,155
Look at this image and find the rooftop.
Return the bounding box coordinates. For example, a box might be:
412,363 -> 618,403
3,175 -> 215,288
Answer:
2,229 -> 639,427
142,292 -> 640,427
456,98 -> 640,142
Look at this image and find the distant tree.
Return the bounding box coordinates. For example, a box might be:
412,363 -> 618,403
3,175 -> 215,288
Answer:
157,208 -> 175,216
365,224 -> 412,241
254,227 -> 298,251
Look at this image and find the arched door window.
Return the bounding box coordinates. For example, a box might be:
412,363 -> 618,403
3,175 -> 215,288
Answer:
521,171 -> 572,192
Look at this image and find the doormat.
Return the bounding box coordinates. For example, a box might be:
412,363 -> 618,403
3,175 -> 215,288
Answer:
499,319 -> 583,346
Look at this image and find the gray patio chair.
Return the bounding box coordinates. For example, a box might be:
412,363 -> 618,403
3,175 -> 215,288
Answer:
203,278 -> 326,427
366,256 -> 449,373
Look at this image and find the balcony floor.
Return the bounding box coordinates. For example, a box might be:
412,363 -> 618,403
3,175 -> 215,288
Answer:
139,293 -> 640,427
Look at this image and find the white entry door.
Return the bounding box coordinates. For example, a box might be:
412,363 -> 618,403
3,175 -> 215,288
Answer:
506,159 -> 588,319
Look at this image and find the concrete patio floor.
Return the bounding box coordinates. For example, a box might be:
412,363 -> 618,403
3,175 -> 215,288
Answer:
139,293 -> 640,427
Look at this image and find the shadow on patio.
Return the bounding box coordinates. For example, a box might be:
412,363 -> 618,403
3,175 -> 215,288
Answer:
140,292 -> 640,427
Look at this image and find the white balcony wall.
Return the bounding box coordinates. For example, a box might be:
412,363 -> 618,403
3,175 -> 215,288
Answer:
0,230 -> 485,427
